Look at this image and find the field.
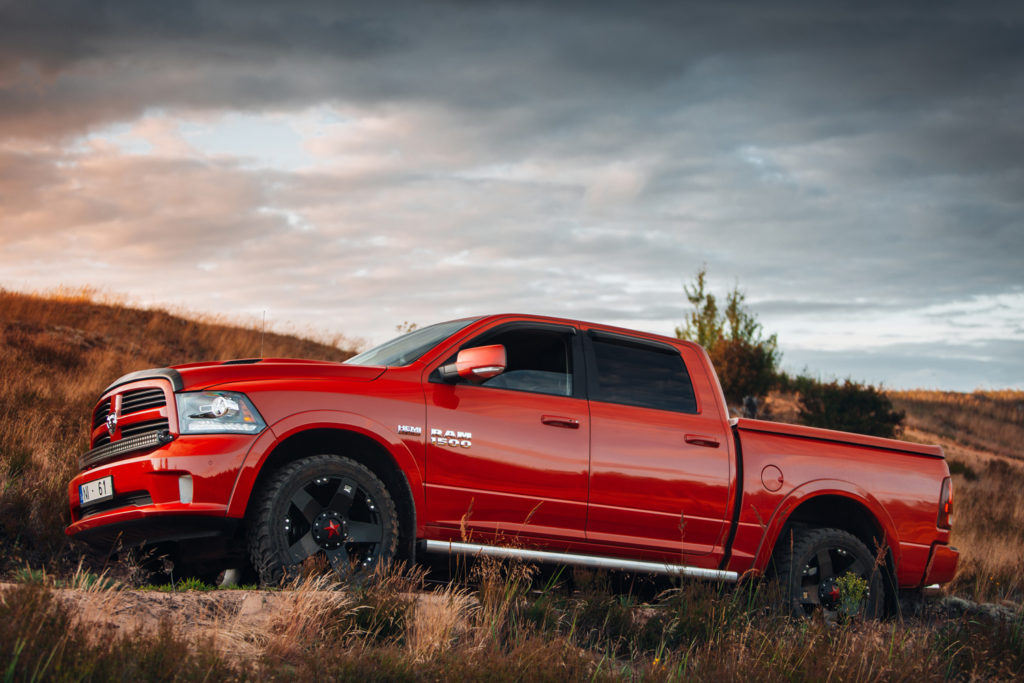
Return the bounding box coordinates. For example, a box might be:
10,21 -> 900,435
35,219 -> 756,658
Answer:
1,289 -> 1022,680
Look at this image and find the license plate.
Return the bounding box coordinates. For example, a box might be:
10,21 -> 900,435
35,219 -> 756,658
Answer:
79,476 -> 114,505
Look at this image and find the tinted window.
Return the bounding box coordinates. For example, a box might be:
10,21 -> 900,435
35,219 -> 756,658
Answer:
437,326 -> 575,397
589,335 -> 697,413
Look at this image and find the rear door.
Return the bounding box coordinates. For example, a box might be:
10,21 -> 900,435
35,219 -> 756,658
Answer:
423,321 -> 590,544
584,330 -> 732,558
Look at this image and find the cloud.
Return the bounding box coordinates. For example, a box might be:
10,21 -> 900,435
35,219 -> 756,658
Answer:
0,1 -> 1022,388
782,339 -> 1024,392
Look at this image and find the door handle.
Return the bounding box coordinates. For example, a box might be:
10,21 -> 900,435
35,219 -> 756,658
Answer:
541,415 -> 580,429
684,434 -> 720,448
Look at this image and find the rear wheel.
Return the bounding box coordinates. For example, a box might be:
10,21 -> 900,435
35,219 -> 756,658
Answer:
248,454 -> 398,585
772,527 -> 885,619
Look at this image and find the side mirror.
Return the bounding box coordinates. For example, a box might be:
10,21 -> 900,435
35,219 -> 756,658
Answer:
439,344 -> 507,383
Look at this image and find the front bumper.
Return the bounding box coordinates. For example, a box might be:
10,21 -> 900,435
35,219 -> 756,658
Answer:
66,434 -> 256,549
69,514 -> 241,550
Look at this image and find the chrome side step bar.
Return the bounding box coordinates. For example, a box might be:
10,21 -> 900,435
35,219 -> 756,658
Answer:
422,539 -> 738,583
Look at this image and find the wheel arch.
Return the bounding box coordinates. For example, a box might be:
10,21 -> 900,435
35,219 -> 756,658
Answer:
231,414 -> 422,564
756,482 -> 900,608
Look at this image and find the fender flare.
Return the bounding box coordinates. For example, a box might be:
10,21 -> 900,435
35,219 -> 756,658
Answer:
226,410 -> 425,526
751,479 -> 901,573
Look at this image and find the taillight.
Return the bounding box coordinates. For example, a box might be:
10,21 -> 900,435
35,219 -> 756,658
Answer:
938,476 -> 953,529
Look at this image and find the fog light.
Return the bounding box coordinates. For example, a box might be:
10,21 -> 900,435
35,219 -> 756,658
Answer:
178,475 -> 193,504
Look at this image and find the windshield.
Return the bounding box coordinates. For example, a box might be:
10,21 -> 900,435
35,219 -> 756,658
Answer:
345,318 -> 478,367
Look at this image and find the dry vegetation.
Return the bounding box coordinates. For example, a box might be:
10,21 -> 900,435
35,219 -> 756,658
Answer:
3,560 -> 1023,681
890,389 -> 1024,461
0,287 -> 355,570
2,289 -> 1023,680
889,389 -> 1024,605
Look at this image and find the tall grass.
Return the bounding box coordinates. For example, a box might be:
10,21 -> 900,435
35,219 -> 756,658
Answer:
890,389 -> 1024,461
4,563 -> 1023,681
2,289 -> 1024,679
0,287 -> 357,572
945,457 -> 1024,603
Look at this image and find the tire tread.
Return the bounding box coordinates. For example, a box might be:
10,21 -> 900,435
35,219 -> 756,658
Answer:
247,454 -> 398,585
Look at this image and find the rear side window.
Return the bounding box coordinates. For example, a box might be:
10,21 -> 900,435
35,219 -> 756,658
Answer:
588,334 -> 697,413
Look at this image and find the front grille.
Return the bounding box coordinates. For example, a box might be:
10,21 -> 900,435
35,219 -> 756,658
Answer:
83,381 -> 174,470
121,388 -> 166,415
120,418 -> 169,439
92,399 -> 112,430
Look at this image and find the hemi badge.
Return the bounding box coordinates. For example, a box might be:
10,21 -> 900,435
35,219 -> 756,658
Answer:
397,425 -> 422,436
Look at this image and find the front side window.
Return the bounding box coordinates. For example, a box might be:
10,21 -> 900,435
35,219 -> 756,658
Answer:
435,325 -> 575,397
588,334 -> 697,413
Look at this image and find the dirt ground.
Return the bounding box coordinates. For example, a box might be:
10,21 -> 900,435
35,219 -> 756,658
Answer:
0,579 -> 472,662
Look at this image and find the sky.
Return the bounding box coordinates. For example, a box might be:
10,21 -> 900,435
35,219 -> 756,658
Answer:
0,1 -> 1021,391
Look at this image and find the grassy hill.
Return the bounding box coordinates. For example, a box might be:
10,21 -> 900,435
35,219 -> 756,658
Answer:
3,288 -> 1023,597
0,288 -> 356,571
2,290 -> 1023,680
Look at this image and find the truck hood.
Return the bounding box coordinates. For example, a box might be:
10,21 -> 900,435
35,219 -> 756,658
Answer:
104,359 -> 386,394
733,418 -> 944,458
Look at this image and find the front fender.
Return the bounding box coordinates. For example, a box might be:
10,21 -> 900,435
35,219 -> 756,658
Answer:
225,410 -> 425,523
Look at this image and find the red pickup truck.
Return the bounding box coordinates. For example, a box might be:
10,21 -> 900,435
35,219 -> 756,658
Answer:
67,313 -> 957,615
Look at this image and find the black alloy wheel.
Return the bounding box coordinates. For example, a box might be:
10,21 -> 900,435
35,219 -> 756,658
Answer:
249,454 -> 398,585
773,527 -> 886,619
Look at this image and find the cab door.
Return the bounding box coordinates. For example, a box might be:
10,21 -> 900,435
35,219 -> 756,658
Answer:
583,330 -> 732,559
423,322 -> 590,545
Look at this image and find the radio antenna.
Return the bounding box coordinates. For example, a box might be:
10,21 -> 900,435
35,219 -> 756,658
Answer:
260,310 -> 266,358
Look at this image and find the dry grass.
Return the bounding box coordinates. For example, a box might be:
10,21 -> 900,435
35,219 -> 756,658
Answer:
4,563 -> 1023,681
943,456 -> 1024,604
888,389 -> 1024,604
2,289 -> 1024,679
0,286 -> 357,571
889,389 -> 1024,461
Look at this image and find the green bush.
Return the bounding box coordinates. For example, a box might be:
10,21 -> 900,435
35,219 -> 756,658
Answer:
789,375 -> 905,438
707,338 -> 778,406
676,266 -> 780,406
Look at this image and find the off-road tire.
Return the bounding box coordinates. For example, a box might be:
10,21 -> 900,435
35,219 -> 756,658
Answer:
772,527 -> 886,619
248,454 -> 398,585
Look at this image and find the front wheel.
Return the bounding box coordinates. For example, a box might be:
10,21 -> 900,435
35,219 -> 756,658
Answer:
772,527 -> 886,619
248,454 -> 398,585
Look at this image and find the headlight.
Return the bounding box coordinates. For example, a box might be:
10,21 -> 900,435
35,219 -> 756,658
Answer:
176,391 -> 267,435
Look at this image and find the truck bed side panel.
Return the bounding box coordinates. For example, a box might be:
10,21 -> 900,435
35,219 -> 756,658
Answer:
728,423 -> 953,587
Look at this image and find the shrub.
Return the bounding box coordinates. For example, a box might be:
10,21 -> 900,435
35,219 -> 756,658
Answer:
707,338 -> 778,406
790,376 -> 905,438
676,266 -> 780,407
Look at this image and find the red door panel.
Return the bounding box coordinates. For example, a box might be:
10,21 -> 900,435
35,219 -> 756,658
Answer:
587,402 -> 731,555
423,322 -> 589,545
584,334 -> 732,558
424,383 -> 590,543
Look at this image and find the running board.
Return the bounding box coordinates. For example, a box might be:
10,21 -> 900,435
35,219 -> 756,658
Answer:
422,540 -> 738,583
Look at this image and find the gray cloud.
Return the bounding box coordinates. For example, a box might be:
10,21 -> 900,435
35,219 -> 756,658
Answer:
0,1 -> 1021,388
783,339 -> 1024,391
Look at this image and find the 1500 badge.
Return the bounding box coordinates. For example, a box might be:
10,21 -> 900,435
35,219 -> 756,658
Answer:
430,428 -> 472,448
